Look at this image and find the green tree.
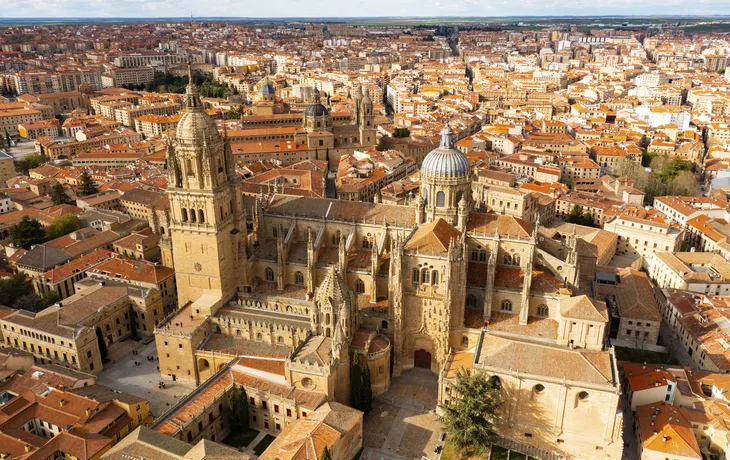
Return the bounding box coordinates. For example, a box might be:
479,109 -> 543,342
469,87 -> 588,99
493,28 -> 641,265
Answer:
51,183 -> 73,205
566,205 -> 584,224
14,153 -> 44,175
10,216 -> 45,249
226,386 -> 249,431
350,353 -> 363,411
319,445 -> 332,460
438,370 -> 503,456
361,360 -> 373,413
46,214 -> 80,240
226,106 -> 244,120
0,273 -> 34,306
95,327 -> 108,361
41,290 -> 60,307
78,171 -> 98,196
13,293 -> 46,313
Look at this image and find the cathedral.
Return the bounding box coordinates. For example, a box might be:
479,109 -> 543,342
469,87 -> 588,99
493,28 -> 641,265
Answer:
156,73 -> 623,460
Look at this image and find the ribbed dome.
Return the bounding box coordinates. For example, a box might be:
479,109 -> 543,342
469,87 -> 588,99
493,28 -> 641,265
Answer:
421,124 -> 470,178
176,69 -> 220,144
304,103 -> 329,117
260,83 -> 275,95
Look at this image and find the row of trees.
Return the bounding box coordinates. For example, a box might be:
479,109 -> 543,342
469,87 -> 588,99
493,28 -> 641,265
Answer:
10,214 -> 81,249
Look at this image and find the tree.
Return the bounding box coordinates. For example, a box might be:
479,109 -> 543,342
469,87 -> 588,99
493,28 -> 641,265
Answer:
41,290 -> 60,307
438,370 -> 503,456
78,171 -> 98,196
10,216 -> 45,249
14,153 -> 44,175
0,273 -> 34,307
51,183 -> 73,205
226,386 -> 249,431
95,327 -> 108,361
361,360 -> 373,413
13,293 -> 46,313
226,106 -> 243,120
46,214 -> 81,240
350,352 -> 363,411
566,205 -> 584,224
319,445 -> 332,460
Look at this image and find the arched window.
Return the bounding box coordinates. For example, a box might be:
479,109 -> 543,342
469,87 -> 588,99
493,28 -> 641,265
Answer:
513,254 -> 520,266
421,268 -> 430,284
198,209 -> 205,223
381,320 -> 388,329
471,250 -> 479,261
412,268 -> 419,284
295,271 -> 304,285
189,209 -> 197,223
436,191 -> 445,207
431,270 -> 439,285
423,188 -> 428,203
355,279 -> 365,293
456,191 -> 463,205
277,336 -> 284,343
503,254 -> 512,265
181,208 -> 188,222
219,205 -> 223,219
186,159 -> 194,176
272,227 -> 278,238
462,336 -> 469,345
362,238 -> 369,249
501,299 -> 512,312
265,268 -> 274,282
479,251 -> 487,262
537,305 -> 549,317
236,329 -> 241,336
256,332 -> 263,340
325,313 -> 331,325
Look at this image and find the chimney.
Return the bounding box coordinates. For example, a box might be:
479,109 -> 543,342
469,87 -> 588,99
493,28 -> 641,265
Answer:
24,445 -> 31,453
662,435 -> 668,443
85,408 -> 91,416
59,399 -> 65,408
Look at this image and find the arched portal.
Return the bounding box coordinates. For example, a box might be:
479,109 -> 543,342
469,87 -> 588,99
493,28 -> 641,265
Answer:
414,349 -> 432,369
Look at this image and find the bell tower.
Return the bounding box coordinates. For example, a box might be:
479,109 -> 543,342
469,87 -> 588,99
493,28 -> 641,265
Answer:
167,63 -> 246,312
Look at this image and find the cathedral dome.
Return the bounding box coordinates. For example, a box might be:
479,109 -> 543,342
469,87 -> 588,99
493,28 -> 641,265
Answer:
421,124 -> 471,178
304,102 -> 329,117
260,82 -> 276,95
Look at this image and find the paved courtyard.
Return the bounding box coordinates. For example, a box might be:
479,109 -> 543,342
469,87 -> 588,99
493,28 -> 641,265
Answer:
362,368 -> 443,460
97,339 -> 194,417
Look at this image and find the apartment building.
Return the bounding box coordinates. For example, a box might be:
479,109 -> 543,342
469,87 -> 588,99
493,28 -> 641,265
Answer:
649,252 -> 730,297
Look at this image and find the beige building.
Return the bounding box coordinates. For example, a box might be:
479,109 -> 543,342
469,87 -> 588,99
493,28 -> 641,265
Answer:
649,252 -> 730,296
152,74 -> 628,460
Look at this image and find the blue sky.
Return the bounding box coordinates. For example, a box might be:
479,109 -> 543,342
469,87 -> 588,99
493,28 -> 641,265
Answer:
4,0 -> 730,18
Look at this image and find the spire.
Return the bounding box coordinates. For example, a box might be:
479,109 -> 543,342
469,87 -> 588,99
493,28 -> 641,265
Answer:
184,59 -> 202,112
440,123 -> 454,149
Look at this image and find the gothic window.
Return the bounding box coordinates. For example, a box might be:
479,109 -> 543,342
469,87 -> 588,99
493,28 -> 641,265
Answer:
219,206 -> 223,219
503,254 -> 512,265
513,254 -> 520,266
423,188 -> 429,203
355,279 -> 365,293
265,268 -> 274,282
362,237 -> 369,249
501,300 -> 513,312
295,271 -> 304,285
431,270 -> 439,285
479,251 -> 487,262
537,305 -> 549,317
198,209 -> 205,223
412,268 -> 419,284
186,159 -> 194,176
189,209 -> 197,223
421,268 -> 430,284
471,250 -> 478,261
256,333 -> 263,340
277,336 -> 284,343
436,191 -> 445,207
325,313 -> 331,325
272,227 -> 278,238
466,295 -> 477,308
182,208 -> 188,222
456,191 -> 463,204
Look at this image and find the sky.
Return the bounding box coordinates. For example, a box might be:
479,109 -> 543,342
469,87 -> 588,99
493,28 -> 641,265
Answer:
4,0 -> 730,19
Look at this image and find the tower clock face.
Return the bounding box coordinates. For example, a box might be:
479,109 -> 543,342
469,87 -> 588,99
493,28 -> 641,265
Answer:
194,262 -> 202,272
